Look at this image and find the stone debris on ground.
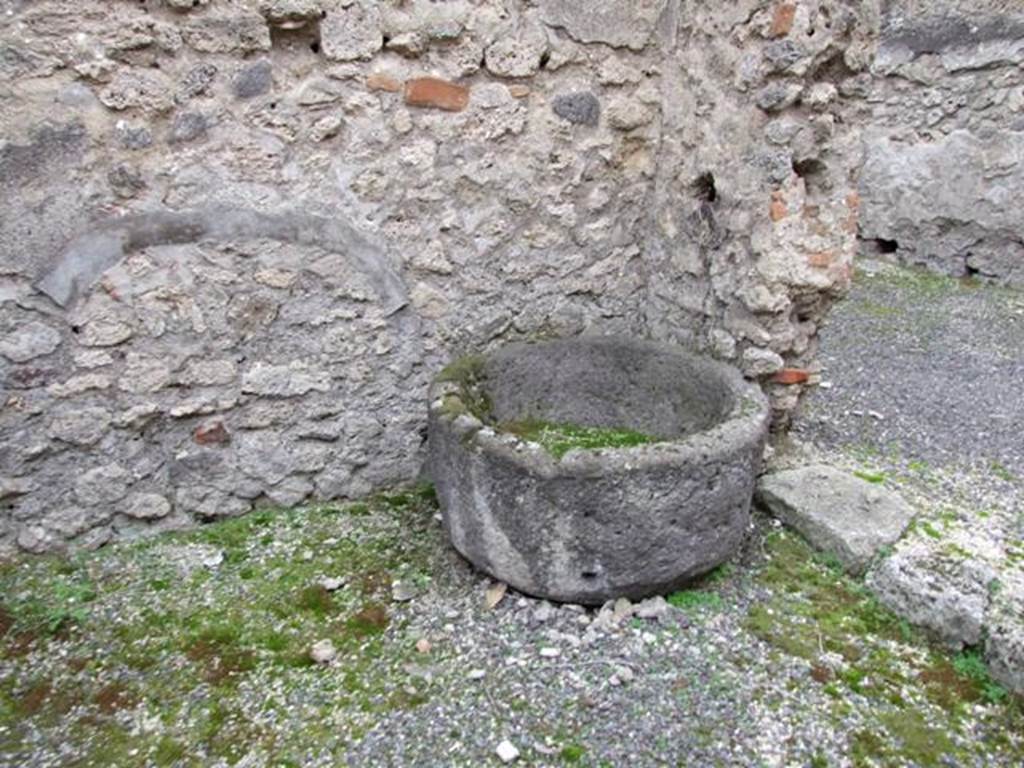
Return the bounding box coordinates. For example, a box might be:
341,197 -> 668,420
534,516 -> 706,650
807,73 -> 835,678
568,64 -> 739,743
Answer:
756,463 -> 916,575
310,639 -> 337,665
494,740 -> 520,764
795,261 -> 1024,699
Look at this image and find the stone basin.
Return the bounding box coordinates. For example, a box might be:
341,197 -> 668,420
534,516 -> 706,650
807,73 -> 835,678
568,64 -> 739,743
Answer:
427,337 -> 770,604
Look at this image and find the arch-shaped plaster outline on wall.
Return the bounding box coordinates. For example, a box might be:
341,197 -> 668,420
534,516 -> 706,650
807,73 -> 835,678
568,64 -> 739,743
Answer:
34,207 -> 409,316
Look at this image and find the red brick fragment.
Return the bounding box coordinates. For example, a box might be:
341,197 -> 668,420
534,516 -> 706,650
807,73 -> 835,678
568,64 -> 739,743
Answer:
807,251 -> 836,268
769,3 -> 797,38
404,77 -> 470,112
194,420 -> 230,445
769,191 -> 788,222
772,368 -> 810,385
367,73 -> 402,93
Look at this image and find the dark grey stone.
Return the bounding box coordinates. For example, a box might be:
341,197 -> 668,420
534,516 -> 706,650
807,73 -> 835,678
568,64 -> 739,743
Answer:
428,337 -> 770,604
763,40 -> 804,73
233,59 -> 273,99
0,121 -> 87,187
168,111 -> 209,144
552,91 -> 601,126
755,83 -> 801,113
881,13 -> 1024,57
116,124 -> 153,150
108,164 -> 146,199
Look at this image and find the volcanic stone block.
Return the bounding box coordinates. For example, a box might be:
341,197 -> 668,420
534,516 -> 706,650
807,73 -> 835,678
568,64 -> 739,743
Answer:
428,337 -> 770,604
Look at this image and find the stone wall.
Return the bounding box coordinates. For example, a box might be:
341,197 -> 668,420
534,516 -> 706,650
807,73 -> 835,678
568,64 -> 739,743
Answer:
0,0 -> 869,554
858,0 -> 1024,285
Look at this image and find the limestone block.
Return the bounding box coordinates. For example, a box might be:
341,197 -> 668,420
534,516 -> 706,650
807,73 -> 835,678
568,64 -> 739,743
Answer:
182,11 -> 271,53
0,322 -> 62,362
48,407 -> 113,447
539,0 -> 667,51
484,15 -> 548,78
757,465 -> 916,574
75,464 -> 131,507
867,542 -> 995,648
321,1 -> 383,62
241,361 -> 331,398
98,71 -> 175,113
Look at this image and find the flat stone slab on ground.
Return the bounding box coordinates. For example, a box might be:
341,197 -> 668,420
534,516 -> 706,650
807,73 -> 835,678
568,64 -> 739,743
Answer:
756,464 -> 915,574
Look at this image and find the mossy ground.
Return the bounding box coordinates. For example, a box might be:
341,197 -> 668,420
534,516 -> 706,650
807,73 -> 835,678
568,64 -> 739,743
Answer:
744,529 -> 1023,767
1,493 -> 1022,766
499,420 -> 658,459
0,488 -> 445,767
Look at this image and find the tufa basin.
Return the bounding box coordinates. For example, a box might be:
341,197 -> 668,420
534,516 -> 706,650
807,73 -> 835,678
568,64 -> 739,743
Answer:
427,337 -> 770,604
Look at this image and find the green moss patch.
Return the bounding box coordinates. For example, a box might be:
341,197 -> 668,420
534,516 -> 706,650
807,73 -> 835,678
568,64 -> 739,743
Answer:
499,419 -> 659,459
0,494 -> 446,767
436,355 -> 492,419
746,530 -> 1023,766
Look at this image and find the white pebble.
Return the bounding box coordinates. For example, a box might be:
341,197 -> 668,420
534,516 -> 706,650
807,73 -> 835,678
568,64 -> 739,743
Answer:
495,740 -> 520,763
616,665 -> 636,683
310,639 -> 336,664
539,647 -> 560,658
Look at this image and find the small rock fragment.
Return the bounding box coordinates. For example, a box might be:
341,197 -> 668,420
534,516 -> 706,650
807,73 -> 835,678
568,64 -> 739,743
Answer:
634,595 -> 670,621
612,597 -> 634,623
495,740 -> 520,764
392,581 -> 418,602
310,639 -> 336,664
532,601 -> 556,623
415,638 -> 432,654
168,111 -> 208,144
234,59 -> 272,99
0,321 -> 62,363
552,91 -> 600,126
202,550 -> 225,568
485,581 -> 508,610
122,492 -> 172,520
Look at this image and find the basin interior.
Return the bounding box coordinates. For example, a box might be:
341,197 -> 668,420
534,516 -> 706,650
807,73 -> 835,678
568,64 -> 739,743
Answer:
481,338 -> 736,441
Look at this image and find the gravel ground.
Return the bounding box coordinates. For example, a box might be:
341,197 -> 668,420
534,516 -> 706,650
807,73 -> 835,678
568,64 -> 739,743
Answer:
1,490 -> 1021,767
790,259 -> 1024,712
2,262 -> 1023,768
795,259 -> 1024,476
